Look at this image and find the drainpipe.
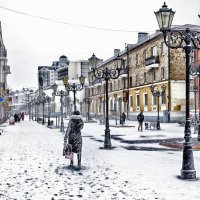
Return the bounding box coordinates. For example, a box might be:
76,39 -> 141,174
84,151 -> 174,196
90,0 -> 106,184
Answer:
168,45 -> 171,122
126,43 -> 130,120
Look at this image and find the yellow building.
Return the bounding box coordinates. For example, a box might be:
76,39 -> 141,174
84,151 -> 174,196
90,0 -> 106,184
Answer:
88,24 -> 200,122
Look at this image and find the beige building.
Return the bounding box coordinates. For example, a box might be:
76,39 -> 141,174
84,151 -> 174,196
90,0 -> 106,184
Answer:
88,24 -> 200,122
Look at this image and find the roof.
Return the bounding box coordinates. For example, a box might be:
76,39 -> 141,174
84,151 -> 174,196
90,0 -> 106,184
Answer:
95,24 -> 200,68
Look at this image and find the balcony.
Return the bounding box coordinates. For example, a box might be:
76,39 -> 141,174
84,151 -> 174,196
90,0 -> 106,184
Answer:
145,56 -> 159,71
88,82 -> 94,88
93,78 -> 103,86
119,68 -> 128,78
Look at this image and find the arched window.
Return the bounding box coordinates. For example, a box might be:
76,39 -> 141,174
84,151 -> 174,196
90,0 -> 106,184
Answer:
162,91 -> 166,104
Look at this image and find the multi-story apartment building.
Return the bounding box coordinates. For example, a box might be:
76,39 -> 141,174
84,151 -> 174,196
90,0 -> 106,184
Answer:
0,22 -> 11,123
88,24 -> 200,122
38,66 -> 56,87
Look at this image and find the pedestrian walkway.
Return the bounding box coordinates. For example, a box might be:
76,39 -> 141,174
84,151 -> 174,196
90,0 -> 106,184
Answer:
0,118 -> 200,200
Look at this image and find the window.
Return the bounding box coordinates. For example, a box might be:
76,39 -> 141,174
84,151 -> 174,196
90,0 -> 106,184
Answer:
161,67 -> 165,80
144,94 -> 148,106
97,86 -> 101,94
153,95 -> 157,105
129,76 -> 133,87
136,94 -> 140,106
143,50 -> 147,60
99,100 -> 102,113
118,80 -> 120,89
161,42 -> 167,54
129,95 -> 133,107
151,46 -> 157,56
123,78 -> 126,89
136,54 -> 139,65
136,74 -> 139,86
162,91 -> 166,104
144,72 -> 147,83
152,70 -> 156,82
110,83 -> 112,92
110,99 -> 113,110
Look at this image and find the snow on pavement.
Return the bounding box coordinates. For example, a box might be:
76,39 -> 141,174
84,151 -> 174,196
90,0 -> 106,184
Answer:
0,118 -> 200,200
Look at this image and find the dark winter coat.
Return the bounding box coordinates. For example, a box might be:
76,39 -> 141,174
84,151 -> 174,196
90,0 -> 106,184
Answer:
137,113 -> 144,123
64,115 -> 84,154
121,112 -> 126,122
14,114 -> 18,122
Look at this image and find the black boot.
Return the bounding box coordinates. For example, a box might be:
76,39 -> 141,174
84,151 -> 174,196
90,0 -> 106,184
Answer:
77,153 -> 81,170
70,160 -> 74,166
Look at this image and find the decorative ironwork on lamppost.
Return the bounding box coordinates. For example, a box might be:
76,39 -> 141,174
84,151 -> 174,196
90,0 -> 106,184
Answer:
63,75 -> 85,112
190,65 -> 200,139
89,53 -> 124,149
46,96 -> 51,126
53,84 -> 68,132
150,84 -> 166,130
155,2 -> 200,179
41,92 -> 46,125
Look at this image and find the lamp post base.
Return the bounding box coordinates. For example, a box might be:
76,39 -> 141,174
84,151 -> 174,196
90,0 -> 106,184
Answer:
180,142 -> 196,180
157,121 -> 160,130
48,120 -> 51,126
104,128 -> 112,149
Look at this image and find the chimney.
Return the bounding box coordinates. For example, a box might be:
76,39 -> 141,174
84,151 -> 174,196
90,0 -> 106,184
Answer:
114,49 -> 120,56
138,32 -> 149,43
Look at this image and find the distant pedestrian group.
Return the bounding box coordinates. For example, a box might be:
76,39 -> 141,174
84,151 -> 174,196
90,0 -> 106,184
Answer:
14,112 -> 25,123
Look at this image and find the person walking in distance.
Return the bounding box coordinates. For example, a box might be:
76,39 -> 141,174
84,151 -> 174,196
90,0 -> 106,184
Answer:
137,111 -> 144,132
121,112 -> 126,125
64,110 -> 84,170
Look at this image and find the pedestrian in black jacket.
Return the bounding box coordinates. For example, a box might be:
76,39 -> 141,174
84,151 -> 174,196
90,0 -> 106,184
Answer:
137,112 -> 144,132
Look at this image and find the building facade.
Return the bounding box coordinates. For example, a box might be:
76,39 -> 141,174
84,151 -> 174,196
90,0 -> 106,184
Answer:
0,22 -> 11,123
88,24 -> 200,122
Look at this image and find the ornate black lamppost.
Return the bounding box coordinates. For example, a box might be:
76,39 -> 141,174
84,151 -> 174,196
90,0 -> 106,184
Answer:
114,93 -> 118,125
46,96 -> 51,126
23,87 -> 33,120
36,96 -> 41,122
41,92 -> 46,125
85,98 -> 92,122
53,84 -> 68,132
63,75 -> 85,111
99,95 -> 105,124
150,84 -> 166,130
118,97 -> 122,125
89,53 -> 124,149
155,2 -> 200,179
190,66 -> 200,139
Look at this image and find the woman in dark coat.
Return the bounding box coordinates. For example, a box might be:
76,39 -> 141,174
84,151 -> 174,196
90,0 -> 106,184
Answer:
64,110 -> 84,169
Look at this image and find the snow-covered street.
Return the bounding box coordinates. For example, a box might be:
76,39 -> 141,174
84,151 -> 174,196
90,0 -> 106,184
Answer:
1,117 -> 200,200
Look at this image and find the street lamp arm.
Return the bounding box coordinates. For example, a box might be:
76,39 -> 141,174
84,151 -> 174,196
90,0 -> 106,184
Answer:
93,67 -> 121,80
162,29 -> 200,50
65,83 -> 84,92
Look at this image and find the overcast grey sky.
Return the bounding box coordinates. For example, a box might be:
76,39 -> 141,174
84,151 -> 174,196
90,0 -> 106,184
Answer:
0,0 -> 199,90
